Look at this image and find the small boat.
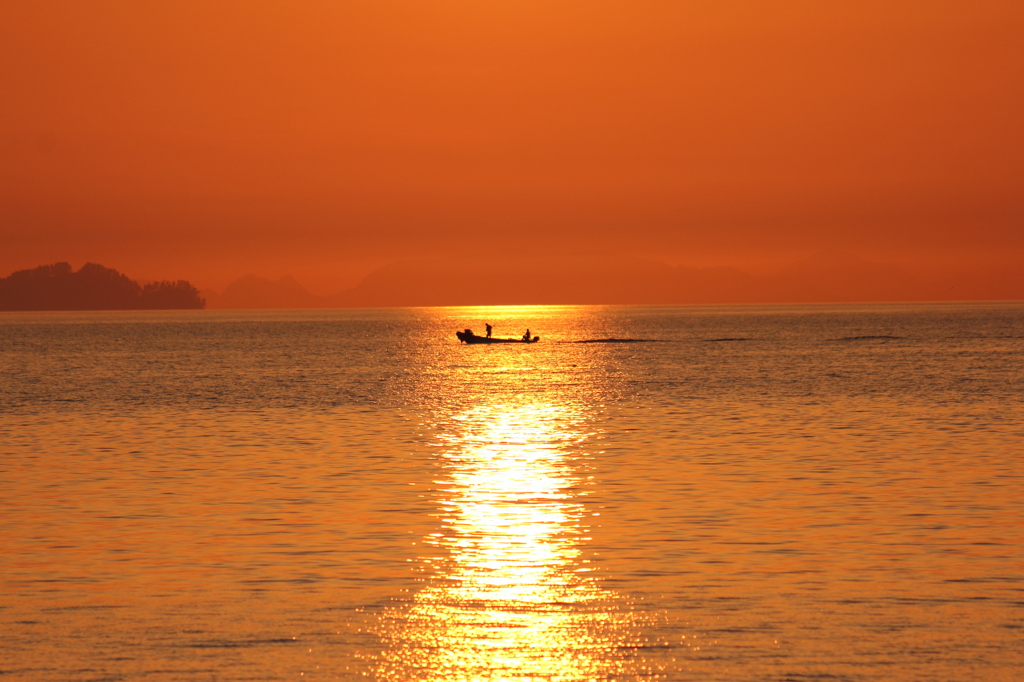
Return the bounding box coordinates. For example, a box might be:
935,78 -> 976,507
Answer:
457,330 -> 539,344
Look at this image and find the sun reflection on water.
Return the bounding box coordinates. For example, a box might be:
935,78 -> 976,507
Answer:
374,393 -> 644,681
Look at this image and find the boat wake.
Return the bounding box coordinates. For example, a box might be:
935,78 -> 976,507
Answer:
835,335 -> 903,341
571,338 -> 668,344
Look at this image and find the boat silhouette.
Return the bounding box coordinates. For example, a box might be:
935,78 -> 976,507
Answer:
456,330 -> 539,344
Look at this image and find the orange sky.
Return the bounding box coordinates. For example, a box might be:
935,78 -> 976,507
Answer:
2,1 -> 1022,296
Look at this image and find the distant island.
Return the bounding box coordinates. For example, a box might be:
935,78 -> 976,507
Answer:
0,262 -> 205,311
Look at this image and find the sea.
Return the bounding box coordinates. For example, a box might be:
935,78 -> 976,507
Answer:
1,303 -> 1022,681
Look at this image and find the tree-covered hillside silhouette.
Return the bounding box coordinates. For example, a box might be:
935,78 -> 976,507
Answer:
0,262 -> 205,310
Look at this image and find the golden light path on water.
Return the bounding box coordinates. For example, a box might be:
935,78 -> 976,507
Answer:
374,354 -> 651,680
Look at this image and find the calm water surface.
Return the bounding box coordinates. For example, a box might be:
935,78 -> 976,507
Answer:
1,304 -> 1022,681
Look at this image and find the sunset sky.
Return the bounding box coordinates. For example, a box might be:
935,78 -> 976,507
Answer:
2,1 -> 1022,297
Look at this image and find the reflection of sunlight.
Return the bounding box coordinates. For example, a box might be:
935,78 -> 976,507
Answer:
375,396 -> 639,681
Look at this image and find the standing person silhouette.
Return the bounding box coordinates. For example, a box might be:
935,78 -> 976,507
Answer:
485,323 -> 493,338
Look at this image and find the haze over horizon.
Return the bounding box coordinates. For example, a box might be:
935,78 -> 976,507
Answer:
3,1 -> 1022,301
191,249 -> 1024,307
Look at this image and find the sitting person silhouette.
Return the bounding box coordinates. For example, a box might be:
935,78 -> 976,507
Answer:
522,328 -> 531,341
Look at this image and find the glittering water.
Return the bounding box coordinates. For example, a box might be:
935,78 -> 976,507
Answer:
1,304 -> 1022,681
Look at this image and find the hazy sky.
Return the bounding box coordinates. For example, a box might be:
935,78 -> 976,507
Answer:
2,1 -> 1022,293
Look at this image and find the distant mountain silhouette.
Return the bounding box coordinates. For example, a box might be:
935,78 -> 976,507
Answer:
329,254 -> 676,307
0,262 -> 205,311
671,264 -> 762,304
324,251 -> 928,307
126,250 -> 1017,311
205,274 -> 325,309
765,251 -> 921,302
920,263 -> 1024,302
